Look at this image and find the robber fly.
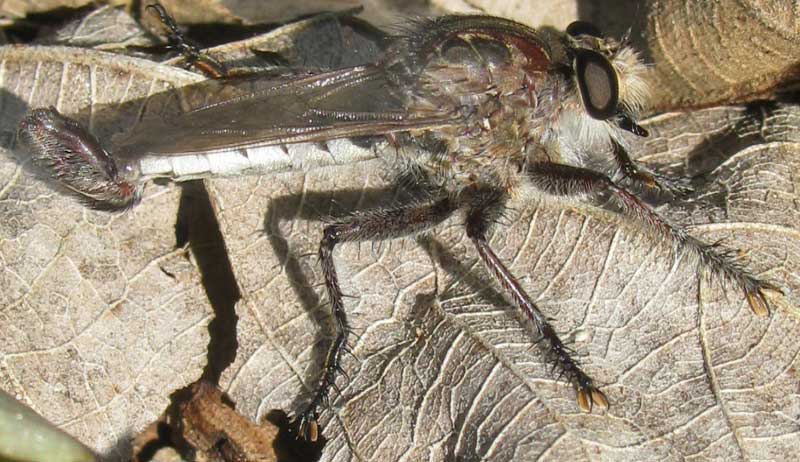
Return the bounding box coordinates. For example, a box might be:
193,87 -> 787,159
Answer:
17,11 -> 780,442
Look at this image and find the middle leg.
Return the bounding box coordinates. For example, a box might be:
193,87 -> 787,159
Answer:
463,189 -> 609,414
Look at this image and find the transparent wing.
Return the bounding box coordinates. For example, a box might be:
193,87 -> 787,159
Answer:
115,65 -> 459,159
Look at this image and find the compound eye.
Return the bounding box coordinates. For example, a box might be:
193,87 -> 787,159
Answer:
574,49 -> 619,120
566,21 -> 603,38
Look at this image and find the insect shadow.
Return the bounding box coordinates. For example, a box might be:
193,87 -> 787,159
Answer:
684,101 -> 793,177
659,101 -> 793,217
175,181 -> 242,384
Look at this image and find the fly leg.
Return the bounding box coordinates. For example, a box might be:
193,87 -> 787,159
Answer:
146,3 -> 228,78
463,189 -> 609,413
612,141 -> 692,196
527,162 -> 779,317
295,196 -> 458,441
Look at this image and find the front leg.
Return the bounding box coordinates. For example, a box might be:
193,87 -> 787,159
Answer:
527,162 -> 778,317
464,191 -> 609,414
296,196 -> 458,441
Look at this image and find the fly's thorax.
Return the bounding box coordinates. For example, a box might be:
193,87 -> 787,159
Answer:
385,17 -> 564,192
383,16 -> 552,87
409,76 -> 553,192
391,17 -> 555,115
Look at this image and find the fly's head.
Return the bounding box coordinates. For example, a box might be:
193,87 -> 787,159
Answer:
548,21 -> 650,162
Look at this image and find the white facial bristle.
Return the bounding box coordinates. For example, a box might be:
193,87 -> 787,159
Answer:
612,46 -> 650,116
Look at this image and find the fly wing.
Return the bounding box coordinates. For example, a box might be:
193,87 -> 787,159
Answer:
114,65 -> 459,159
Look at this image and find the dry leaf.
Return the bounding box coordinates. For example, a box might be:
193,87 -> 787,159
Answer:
0,0 -> 116,19
48,5 -> 155,51
1,2 -> 798,462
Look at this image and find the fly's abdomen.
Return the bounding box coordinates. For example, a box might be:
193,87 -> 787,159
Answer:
18,106 -> 383,208
135,138 -> 382,181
